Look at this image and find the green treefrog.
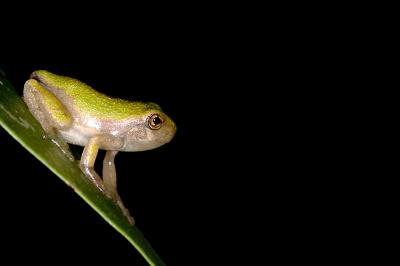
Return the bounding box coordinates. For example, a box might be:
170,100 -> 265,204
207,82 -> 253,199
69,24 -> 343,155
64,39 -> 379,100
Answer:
23,70 -> 177,224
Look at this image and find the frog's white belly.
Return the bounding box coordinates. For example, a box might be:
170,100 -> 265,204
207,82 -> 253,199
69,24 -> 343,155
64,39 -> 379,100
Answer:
58,124 -> 99,147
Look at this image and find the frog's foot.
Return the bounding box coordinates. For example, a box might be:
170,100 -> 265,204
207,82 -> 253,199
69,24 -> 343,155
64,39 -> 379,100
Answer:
115,195 -> 135,225
49,135 -> 75,161
79,164 -> 105,191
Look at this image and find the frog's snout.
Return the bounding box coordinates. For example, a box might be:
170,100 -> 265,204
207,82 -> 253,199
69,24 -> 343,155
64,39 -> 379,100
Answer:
163,119 -> 177,143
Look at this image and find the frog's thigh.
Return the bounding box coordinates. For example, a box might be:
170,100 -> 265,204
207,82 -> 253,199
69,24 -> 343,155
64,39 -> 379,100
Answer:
23,79 -> 72,133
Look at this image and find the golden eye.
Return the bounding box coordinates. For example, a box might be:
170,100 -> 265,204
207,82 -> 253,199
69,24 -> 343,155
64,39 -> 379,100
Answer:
148,114 -> 163,130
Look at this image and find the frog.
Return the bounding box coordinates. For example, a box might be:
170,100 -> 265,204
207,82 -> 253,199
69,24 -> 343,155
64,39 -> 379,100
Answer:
23,70 -> 177,224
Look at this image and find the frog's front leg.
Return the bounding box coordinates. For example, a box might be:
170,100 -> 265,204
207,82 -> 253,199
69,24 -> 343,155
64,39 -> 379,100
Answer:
80,136 -> 106,193
102,150 -> 119,199
103,151 -> 135,225
80,135 -> 124,196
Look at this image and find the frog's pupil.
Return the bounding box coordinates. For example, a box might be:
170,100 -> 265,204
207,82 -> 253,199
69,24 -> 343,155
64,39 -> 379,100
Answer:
153,116 -> 162,125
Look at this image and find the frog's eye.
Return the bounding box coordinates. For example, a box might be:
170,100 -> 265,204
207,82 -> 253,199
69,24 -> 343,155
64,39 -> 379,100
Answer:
148,114 -> 163,130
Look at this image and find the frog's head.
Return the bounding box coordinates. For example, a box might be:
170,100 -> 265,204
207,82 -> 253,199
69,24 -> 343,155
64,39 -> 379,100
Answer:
123,103 -> 177,151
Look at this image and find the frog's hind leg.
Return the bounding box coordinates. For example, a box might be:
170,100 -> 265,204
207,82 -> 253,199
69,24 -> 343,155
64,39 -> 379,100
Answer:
23,79 -> 74,160
23,79 -> 73,132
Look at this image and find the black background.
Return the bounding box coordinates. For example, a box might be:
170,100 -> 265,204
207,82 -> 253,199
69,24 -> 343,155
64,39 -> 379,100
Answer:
0,7 -> 318,264
0,5 -> 376,264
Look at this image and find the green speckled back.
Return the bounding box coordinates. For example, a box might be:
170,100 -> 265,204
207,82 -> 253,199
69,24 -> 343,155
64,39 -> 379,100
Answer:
31,70 -> 160,120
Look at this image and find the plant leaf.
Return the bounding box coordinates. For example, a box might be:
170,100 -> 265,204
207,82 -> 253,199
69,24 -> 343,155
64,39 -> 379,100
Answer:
0,71 -> 165,266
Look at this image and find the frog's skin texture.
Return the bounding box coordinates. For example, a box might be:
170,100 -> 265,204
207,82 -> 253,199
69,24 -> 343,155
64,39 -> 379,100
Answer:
23,70 -> 177,224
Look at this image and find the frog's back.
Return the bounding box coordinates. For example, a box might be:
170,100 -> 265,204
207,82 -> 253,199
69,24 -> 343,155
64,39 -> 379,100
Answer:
31,70 -> 160,121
